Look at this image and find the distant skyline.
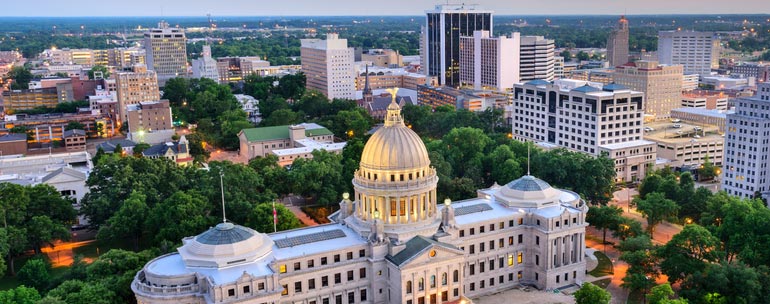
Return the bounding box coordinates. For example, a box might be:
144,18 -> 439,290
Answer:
2,0 -> 770,17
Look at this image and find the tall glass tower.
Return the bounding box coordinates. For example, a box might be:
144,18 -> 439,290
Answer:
424,4 -> 493,88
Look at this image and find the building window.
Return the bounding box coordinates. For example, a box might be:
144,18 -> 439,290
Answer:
258,282 -> 265,290
361,289 -> 367,301
348,291 -> 355,304
228,288 -> 235,297
309,279 -> 316,290
348,270 -> 354,281
295,281 -> 302,293
406,281 -> 413,293
508,236 -> 514,245
243,285 -> 250,293
359,249 -> 366,257
518,252 -> 523,264
321,257 -> 328,265
308,259 -> 315,268
518,234 -> 523,244
322,276 -> 329,287
430,275 -> 436,288
334,254 -> 340,263
453,270 -> 459,282
335,273 -> 341,284
347,252 -> 353,260
294,262 -> 301,271
508,254 -> 514,266
281,285 -> 288,296
279,264 -> 287,273
360,268 -> 367,279
442,273 -> 447,286
419,278 -> 425,291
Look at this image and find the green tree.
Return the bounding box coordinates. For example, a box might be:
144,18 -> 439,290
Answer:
261,108 -> 302,126
86,249 -> 157,302
612,217 -> 645,241
577,50 -> 590,61
289,150 -> 345,206
574,282 -> 611,304
96,191 -> 149,250
657,224 -> 721,284
257,96 -> 290,120
8,66 -> 33,90
87,65 -> 110,79
0,285 -> 41,304
146,190 -> 215,245
560,50 -> 572,62
635,192 -> 679,236
64,121 -> 85,131
45,280 -> 118,304
27,215 -> 70,255
680,262 -> 762,304
698,155 -> 717,181
587,205 -> 624,246
133,142 -> 151,156
18,258 -> 50,291
246,202 -> 302,233
647,283 -> 685,304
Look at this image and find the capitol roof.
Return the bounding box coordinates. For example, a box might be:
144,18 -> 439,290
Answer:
359,99 -> 431,171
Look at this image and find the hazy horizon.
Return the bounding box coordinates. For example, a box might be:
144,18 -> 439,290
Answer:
3,0 -> 770,17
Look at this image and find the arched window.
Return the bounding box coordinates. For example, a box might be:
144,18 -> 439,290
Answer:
406,281 -> 412,294
418,278 -> 425,291
441,273 -> 447,286
453,270 -> 459,283
430,275 -> 436,288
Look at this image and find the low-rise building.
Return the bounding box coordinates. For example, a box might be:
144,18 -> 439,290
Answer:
417,85 -> 508,112
2,84 -> 74,112
355,66 -> 434,91
643,121 -> 724,168
238,123 -> 342,165
669,108 -> 730,133
141,136 -> 193,166
126,100 -> 174,144
2,112 -> 115,143
681,90 -> 729,110
361,49 -> 403,68
62,129 -> 86,152
701,76 -> 752,90
732,62 -> 770,83
0,133 -> 28,155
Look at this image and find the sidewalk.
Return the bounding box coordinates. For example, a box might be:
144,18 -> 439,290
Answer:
287,205 -> 319,227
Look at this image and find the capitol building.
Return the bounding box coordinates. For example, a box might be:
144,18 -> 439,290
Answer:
131,97 -> 589,304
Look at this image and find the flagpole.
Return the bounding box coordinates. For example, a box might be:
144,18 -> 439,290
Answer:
273,201 -> 277,233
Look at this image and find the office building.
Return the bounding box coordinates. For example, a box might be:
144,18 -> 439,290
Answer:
658,30 -> 720,75
2,82 -> 73,112
115,65 -> 161,122
301,34 -> 356,100
569,69 -> 614,85
606,16 -> 630,67
361,49 -> 403,68
424,4 -> 493,87
682,74 -> 699,91
613,61 -> 684,120
126,100 -> 174,144
732,62 -> 770,83
144,21 -> 188,81
0,133 -> 28,155
513,79 -> 655,182
192,45 -> 219,82
519,36 -> 555,81
355,65 -> 433,91
722,82 -> 770,199
459,31 -> 520,91
1,112 -> 114,143
62,129 -> 87,152
553,56 -> 565,79
132,98 -> 588,303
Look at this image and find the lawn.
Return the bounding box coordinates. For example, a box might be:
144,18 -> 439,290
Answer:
588,251 -> 614,277
592,278 -> 612,289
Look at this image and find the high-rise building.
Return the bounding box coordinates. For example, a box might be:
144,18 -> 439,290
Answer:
519,36 -> 555,81
301,34 -> 355,100
459,31 -> 520,91
513,79 -> 655,182
192,45 -> 219,82
613,60 -> 684,120
657,30 -> 720,76
606,16 -> 630,67
115,65 -> 160,123
732,62 -> 770,83
144,21 -> 188,81
132,96 -> 589,304
424,4 -> 493,87
722,82 -> 770,200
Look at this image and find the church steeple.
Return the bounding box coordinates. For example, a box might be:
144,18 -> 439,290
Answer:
363,65 -> 373,104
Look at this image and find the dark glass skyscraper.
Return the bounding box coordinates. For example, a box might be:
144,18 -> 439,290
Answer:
424,4 -> 492,88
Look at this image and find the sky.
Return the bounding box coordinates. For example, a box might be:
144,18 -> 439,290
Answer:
2,0 -> 770,17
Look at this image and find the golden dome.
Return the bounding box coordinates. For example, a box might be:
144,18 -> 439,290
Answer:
360,100 -> 430,171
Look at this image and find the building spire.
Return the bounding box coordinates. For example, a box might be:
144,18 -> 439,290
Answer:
363,64 -> 371,95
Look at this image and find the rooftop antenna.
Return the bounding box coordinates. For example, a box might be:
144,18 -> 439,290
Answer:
219,170 -> 227,223
527,144 -> 531,176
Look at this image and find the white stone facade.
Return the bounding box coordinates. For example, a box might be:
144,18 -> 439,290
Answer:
133,99 -> 588,304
